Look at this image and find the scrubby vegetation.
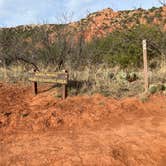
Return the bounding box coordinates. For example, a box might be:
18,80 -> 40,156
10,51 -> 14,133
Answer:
0,25 -> 165,69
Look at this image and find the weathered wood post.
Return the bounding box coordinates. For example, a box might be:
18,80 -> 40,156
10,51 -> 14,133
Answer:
34,81 -> 38,95
62,70 -> 68,100
142,40 -> 149,92
33,69 -> 38,95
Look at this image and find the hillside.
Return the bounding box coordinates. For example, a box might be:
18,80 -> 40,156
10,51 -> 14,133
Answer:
71,6 -> 166,40
0,6 -> 166,72
1,6 -> 166,41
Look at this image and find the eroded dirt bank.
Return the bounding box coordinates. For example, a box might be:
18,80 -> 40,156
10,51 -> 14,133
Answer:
0,83 -> 166,165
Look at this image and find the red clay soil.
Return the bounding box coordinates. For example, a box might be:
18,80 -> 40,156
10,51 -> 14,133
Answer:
0,83 -> 166,165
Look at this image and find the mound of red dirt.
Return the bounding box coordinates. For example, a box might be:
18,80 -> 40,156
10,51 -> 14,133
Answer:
0,83 -> 166,165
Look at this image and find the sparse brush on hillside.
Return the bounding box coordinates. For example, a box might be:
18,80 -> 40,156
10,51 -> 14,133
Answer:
89,25 -> 166,68
0,24 -> 165,70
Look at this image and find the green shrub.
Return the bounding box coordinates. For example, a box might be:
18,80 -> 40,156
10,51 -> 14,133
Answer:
149,7 -> 158,12
149,84 -> 165,94
149,85 -> 157,94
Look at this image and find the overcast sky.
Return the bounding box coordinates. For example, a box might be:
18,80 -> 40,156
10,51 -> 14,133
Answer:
0,0 -> 161,27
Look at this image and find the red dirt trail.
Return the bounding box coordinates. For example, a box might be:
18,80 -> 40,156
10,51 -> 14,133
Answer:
0,83 -> 166,165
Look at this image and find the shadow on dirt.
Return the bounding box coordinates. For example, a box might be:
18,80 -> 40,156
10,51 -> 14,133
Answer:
38,80 -> 92,95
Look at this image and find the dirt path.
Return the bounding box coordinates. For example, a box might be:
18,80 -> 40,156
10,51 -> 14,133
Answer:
0,83 -> 166,165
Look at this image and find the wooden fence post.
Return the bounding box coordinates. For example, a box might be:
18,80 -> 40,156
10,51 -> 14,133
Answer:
33,69 -> 38,95
34,81 -> 38,95
62,84 -> 67,100
62,70 -> 68,100
142,40 -> 149,92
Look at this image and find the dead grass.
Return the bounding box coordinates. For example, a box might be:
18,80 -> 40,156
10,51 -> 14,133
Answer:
0,62 -> 165,98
